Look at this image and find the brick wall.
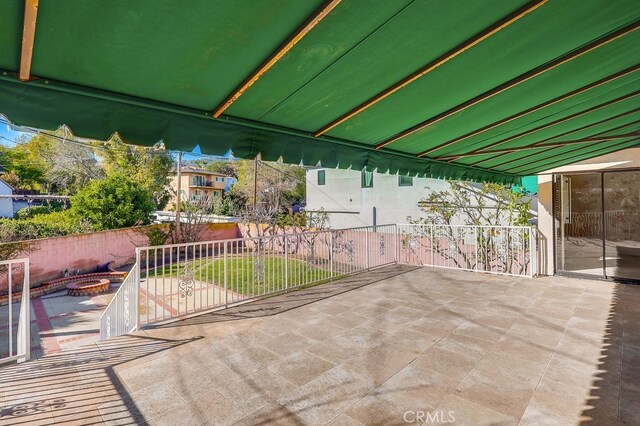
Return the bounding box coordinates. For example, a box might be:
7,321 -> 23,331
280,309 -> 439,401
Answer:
0,222 -> 240,289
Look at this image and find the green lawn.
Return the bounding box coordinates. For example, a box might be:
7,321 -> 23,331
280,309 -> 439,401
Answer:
147,256 -> 335,296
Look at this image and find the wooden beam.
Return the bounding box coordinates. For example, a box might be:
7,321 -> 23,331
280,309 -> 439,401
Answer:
212,0 -> 342,118
437,132 -> 640,160
508,138 -> 640,175
470,120 -> 640,169
416,65 -> 640,157
373,21 -> 640,150
314,0 -> 548,137
465,112 -> 640,165
19,0 -> 39,81
454,91 -> 640,158
440,94 -> 640,162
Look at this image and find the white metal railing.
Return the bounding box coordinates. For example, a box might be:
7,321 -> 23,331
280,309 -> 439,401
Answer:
1,258 -> 30,364
397,224 -> 536,277
99,223 -> 537,340
100,224 -> 397,338
99,265 -> 140,340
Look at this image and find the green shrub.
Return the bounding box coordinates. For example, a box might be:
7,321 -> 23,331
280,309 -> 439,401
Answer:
71,173 -> 156,230
0,211 -> 93,242
14,201 -> 66,220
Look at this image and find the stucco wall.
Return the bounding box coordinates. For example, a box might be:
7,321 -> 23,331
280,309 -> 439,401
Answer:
537,175 -> 554,276
1,222 -> 240,287
306,169 -> 454,228
305,169 -> 509,229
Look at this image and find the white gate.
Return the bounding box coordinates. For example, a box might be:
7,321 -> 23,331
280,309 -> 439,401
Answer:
1,258 -> 31,364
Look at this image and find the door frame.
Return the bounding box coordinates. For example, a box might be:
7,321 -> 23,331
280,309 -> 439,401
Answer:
551,169 -> 640,283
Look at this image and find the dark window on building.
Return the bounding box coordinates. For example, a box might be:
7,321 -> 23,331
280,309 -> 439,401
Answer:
361,170 -> 373,188
192,175 -> 205,186
317,170 -> 326,185
399,175 -> 413,186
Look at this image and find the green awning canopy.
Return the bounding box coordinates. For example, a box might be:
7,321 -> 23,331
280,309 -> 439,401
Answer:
1,0 -> 639,185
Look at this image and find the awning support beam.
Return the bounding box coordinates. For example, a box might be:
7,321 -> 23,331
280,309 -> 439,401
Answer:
437,132 -> 640,160
454,92 -> 640,157
509,138 -> 640,175
469,119 -> 640,169
374,21 -> 640,150
19,0 -> 39,81
313,0 -> 548,136
416,65 -> 640,157
439,93 -> 640,161
466,114 -> 640,166
212,0 -> 342,118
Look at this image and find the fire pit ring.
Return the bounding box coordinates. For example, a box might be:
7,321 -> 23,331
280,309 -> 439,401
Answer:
66,279 -> 111,296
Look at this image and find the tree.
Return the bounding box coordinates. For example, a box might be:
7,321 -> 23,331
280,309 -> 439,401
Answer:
98,136 -> 174,209
71,173 -> 156,230
233,158 -> 305,211
205,160 -> 239,179
406,181 -> 533,273
414,181 -> 532,228
0,139 -> 47,190
19,131 -> 103,194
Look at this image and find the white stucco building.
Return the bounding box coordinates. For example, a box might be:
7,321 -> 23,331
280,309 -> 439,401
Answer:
305,168 -> 448,228
305,168 -> 521,229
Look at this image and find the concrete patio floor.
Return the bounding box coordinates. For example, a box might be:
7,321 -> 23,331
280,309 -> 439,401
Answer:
0,265 -> 638,425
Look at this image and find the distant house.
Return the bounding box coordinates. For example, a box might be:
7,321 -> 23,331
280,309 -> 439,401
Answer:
0,178 -> 13,218
166,166 -> 231,210
305,168 -> 533,228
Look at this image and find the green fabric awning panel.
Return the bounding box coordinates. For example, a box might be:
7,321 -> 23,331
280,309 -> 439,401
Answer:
1,0 -> 639,184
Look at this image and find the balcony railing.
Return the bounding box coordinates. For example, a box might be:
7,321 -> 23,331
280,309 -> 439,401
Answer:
0,258 -> 31,364
100,223 -> 536,340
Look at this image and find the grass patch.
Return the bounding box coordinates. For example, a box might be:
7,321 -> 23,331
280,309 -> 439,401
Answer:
147,256 -> 335,296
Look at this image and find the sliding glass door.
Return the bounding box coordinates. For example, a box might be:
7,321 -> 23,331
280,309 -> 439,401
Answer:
554,170 -> 640,281
603,171 -> 640,280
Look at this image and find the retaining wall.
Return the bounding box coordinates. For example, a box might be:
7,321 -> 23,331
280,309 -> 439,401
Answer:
0,222 -> 240,290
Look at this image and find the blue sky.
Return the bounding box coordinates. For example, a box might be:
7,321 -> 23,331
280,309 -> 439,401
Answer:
0,121 -> 29,146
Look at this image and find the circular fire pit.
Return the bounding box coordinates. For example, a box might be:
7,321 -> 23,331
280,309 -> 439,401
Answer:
66,279 -> 111,296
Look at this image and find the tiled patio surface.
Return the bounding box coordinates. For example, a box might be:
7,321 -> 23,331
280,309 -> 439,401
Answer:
1,265 -> 638,425
0,287 -> 115,359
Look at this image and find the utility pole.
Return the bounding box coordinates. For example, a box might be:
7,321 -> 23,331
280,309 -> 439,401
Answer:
175,151 -> 182,241
253,155 -> 259,209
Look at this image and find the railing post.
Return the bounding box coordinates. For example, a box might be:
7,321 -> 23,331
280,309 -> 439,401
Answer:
330,231 -> 334,280
530,227 -> 537,278
135,248 -> 141,332
224,243 -> 228,308
394,224 -> 399,264
24,260 -> 30,362
284,237 -> 289,291
474,227 -> 478,272
8,264 -> 12,358
430,224 -> 434,266
365,229 -> 370,270
17,259 -> 30,363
